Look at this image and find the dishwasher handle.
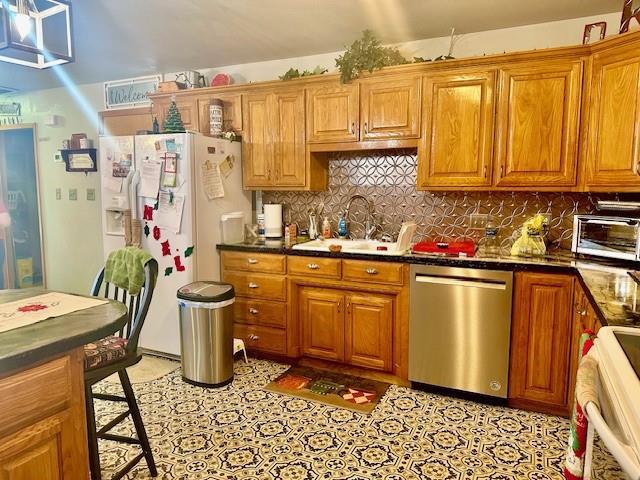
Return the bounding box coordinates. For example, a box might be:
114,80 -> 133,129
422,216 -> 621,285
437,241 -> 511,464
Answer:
415,274 -> 508,290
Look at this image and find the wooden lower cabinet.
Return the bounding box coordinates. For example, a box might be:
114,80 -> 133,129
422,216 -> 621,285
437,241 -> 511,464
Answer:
0,349 -> 89,479
509,272 -> 575,415
345,293 -> 393,371
299,287 -> 345,362
299,286 -> 394,371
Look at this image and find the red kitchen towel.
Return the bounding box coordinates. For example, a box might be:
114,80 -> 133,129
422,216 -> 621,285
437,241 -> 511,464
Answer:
564,330 -> 597,480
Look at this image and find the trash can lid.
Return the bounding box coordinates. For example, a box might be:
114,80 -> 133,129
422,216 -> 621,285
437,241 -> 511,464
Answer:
177,281 -> 235,303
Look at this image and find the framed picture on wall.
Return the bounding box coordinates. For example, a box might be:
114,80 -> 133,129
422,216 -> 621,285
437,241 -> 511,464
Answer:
583,22 -> 607,44
61,149 -> 98,173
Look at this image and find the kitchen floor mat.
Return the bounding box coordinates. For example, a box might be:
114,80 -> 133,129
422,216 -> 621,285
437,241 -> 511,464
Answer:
264,364 -> 390,414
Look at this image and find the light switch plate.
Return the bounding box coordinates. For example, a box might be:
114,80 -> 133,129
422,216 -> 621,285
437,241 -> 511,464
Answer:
69,188 -> 77,201
55,188 -> 62,200
86,188 -> 95,201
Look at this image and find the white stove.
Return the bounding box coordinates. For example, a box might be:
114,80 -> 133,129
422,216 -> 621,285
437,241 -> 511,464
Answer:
586,326 -> 640,479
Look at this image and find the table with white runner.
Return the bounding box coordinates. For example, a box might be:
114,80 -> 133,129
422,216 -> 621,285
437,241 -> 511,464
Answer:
0,292 -> 108,334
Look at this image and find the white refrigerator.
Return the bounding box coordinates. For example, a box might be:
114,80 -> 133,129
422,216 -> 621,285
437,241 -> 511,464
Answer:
99,133 -> 251,356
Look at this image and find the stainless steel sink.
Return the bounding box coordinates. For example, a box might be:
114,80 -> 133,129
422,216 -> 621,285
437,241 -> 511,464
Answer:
292,238 -> 408,256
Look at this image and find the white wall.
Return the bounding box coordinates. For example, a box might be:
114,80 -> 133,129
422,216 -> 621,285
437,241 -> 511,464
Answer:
6,11 -> 620,293
197,13 -> 620,84
9,84 -> 105,294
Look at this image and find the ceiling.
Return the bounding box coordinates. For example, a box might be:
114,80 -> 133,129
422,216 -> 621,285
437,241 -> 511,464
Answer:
0,0 -> 621,92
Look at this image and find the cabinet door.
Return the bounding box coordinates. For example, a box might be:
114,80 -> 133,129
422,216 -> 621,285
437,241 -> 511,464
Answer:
494,61 -> 582,188
197,93 -> 243,134
510,272 -> 574,414
586,47 -> 640,190
345,293 -> 393,371
273,90 -> 306,187
417,70 -> 496,189
306,84 -> 359,143
299,287 -> 345,362
360,76 -> 421,140
242,93 -> 273,188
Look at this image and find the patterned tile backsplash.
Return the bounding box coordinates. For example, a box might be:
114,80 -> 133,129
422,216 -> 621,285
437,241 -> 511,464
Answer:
262,150 -> 624,250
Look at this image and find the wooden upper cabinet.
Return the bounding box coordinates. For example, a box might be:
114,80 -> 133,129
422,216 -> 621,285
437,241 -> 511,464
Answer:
345,293 -> 393,371
585,44 -> 640,190
196,93 -> 243,134
273,89 -> 306,187
359,76 -> 421,140
417,70 -> 496,189
299,287 -> 345,362
306,83 -> 359,143
510,272 -> 575,415
242,92 -> 273,188
494,61 -> 583,188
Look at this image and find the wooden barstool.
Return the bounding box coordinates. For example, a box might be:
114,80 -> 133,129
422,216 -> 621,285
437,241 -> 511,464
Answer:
84,259 -> 159,480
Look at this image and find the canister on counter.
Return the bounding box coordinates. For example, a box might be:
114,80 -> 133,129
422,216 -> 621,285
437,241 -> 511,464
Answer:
209,99 -> 224,136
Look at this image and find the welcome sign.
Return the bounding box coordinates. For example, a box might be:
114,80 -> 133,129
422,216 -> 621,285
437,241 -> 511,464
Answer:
104,75 -> 162,110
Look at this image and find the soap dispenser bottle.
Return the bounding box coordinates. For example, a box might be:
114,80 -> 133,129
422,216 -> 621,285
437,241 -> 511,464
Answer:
322,217 -> 331,239
337,214 -> 348,239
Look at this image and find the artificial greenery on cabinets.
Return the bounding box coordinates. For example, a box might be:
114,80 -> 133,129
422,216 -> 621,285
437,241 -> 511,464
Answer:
279,65 -> 328,81
335,30 -> 408,83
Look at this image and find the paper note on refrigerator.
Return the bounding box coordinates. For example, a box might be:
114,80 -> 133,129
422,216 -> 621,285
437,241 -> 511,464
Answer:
140,159 -> 162,199
156,191 -> 184,233
201,158 -> 224,200
105,175 -> 123,193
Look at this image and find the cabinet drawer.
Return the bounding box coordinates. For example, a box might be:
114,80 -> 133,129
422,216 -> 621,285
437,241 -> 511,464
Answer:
234,298 -> 286,329
0,355 -> 72,438
222,251 -> 286,274
288,256 -> 341,279
223,271 -> 287,301
234,324 -> 287,355
342,260 -> 404,285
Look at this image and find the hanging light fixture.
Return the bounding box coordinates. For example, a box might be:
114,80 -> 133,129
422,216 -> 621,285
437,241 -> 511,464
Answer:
0,0 -> 74,69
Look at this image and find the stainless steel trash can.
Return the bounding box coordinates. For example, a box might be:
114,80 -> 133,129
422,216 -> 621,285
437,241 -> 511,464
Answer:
177,281 -> 235,387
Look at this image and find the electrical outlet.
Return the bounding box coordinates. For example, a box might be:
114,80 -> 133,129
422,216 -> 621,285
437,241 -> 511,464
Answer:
55,188 -> 62,200
86,188 -> 95,201
69,188 -> 77,201
54,151 -> 64,163
469,213 -> 488,229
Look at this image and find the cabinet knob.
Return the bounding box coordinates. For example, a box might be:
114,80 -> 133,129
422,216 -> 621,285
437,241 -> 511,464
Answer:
365,268 -> 378,275
637,162 -> 640,176
483,165 -> 487,178
247,258 -> 258,265
248,282 -> 259,289
337,300 -> 341,314
248,334 -> 260,341
575,303 -> 586,316
351,122 -> 356,135
249,308 -> 259,315
364,122 -> 368,134
499,165 -> 504,177
307,263 -> 320,270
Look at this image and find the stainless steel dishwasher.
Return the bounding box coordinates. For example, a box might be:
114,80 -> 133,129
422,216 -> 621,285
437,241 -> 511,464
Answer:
409,264 -> 513,398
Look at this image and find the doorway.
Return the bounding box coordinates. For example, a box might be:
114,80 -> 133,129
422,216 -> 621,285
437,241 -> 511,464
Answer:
0,125 -> 44,289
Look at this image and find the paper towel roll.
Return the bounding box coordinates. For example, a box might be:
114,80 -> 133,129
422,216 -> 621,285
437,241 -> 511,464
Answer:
264,204 -> 283,238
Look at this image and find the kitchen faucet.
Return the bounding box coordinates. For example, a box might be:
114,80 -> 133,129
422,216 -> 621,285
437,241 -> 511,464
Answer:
344,194 -> 378,240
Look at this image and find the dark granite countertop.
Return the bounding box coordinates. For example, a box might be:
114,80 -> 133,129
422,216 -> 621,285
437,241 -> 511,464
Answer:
0,289 -> 128,375
218,240 -> 640,328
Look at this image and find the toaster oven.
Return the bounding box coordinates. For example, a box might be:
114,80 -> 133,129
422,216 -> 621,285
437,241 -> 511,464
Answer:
572,215 -> 640,262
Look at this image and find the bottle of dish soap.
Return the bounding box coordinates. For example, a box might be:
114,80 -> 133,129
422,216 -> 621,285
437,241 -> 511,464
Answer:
337,214 -> 348,239
322,217 -> 331,239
